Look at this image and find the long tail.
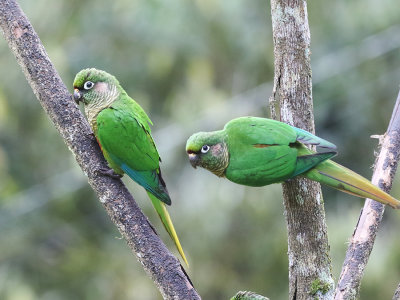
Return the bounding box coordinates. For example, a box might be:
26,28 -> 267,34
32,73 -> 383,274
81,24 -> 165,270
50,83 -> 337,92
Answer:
147,192 -> 189,266
305,160 -> 400,209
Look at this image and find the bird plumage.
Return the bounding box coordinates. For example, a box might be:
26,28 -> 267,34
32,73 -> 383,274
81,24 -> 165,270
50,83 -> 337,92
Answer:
186,116 -> 400,209
74,68 -> 188,265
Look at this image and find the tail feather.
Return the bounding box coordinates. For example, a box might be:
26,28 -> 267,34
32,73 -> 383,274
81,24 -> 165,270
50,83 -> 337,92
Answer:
147,192 -> 189,266
305,160 -> 400,209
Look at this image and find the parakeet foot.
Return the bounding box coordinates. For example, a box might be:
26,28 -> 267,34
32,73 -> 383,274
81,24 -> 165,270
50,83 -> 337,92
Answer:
96,167 -> 123,179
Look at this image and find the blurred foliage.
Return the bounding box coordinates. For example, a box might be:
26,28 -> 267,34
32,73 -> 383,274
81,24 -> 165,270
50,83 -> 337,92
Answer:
1,0 -> 400,299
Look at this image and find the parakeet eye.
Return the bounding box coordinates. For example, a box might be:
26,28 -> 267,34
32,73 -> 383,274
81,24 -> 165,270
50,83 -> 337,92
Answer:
84,81 -> 94,90
201,145 -> 210,153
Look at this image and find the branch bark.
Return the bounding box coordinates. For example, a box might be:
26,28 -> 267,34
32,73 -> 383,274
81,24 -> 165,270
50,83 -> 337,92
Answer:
0,1 -> 200,299
269,1 -> 334,299
335,90 -> 400,300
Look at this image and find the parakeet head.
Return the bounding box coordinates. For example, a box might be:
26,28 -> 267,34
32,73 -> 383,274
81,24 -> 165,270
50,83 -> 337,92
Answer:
73,68 -> 125,124
185,131 -> 229,177
73,68 -> 121,106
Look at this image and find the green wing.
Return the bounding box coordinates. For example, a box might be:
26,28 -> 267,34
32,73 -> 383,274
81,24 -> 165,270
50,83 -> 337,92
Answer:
96,100 -> 159,172
95,97 -> 170,203
224,117 -> 337,186
224,117 -> 299,186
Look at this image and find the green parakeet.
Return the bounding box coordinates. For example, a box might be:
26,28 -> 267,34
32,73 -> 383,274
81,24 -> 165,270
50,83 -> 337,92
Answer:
186,116 -> 400,208
73,68 -> 188,265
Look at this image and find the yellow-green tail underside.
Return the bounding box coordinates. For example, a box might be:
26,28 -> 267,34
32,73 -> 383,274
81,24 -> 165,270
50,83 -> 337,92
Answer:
147,192 -> 189,266
305,160 -> 400,209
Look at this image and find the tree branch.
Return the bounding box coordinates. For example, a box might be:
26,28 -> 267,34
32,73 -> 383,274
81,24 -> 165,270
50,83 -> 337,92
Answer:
335,89 -> 400,300
0,1 -> 200,299
269,1 -> 334,299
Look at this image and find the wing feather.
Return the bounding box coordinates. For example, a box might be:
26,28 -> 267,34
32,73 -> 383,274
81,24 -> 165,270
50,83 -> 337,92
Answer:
96,106 -> 159,171
95,100 -> 170,204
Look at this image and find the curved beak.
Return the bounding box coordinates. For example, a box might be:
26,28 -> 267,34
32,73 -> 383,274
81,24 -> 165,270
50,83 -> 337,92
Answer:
73,88 -> 82,104
187,151 -> 199,168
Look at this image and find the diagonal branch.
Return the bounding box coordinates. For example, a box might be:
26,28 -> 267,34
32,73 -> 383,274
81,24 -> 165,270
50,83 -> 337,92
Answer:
0,1 -> 200,299
269,1 -> 334,299
335,89 -> 400,300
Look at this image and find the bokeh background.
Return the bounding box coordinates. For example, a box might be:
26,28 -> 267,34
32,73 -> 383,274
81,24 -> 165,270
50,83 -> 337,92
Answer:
1,0 -> 400,299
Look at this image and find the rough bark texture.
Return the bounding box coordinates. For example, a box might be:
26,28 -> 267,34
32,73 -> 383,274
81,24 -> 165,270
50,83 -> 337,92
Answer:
0,1 -> 200,299
269,1 -> 334,299
335,90 -> 400,300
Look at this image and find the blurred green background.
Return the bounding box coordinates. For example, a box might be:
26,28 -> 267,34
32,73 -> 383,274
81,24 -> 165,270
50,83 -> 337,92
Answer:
1,0 -> 400,299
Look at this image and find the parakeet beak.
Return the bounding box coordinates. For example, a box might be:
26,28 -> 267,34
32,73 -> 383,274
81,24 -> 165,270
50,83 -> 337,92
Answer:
73,88 -> 82,104
187,151 -> 199,168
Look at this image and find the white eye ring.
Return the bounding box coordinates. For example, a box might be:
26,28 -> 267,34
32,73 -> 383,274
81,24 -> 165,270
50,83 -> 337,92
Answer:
84,81 -> 94,90
201,145 -> 210,153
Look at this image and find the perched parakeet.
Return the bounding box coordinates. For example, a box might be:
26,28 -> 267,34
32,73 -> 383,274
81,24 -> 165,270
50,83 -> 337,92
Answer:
186,116 -> 400,208
73,68 -> 188,265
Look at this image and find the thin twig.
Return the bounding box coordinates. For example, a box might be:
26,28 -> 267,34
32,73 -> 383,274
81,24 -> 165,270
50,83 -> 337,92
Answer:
335,90 -> 400,299
0,1 -> 199,299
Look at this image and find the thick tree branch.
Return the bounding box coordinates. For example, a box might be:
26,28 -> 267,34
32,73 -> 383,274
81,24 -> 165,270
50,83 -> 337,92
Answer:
335,90 -> 400,300
0,1 -> 200,299
269,1 -> 334,299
